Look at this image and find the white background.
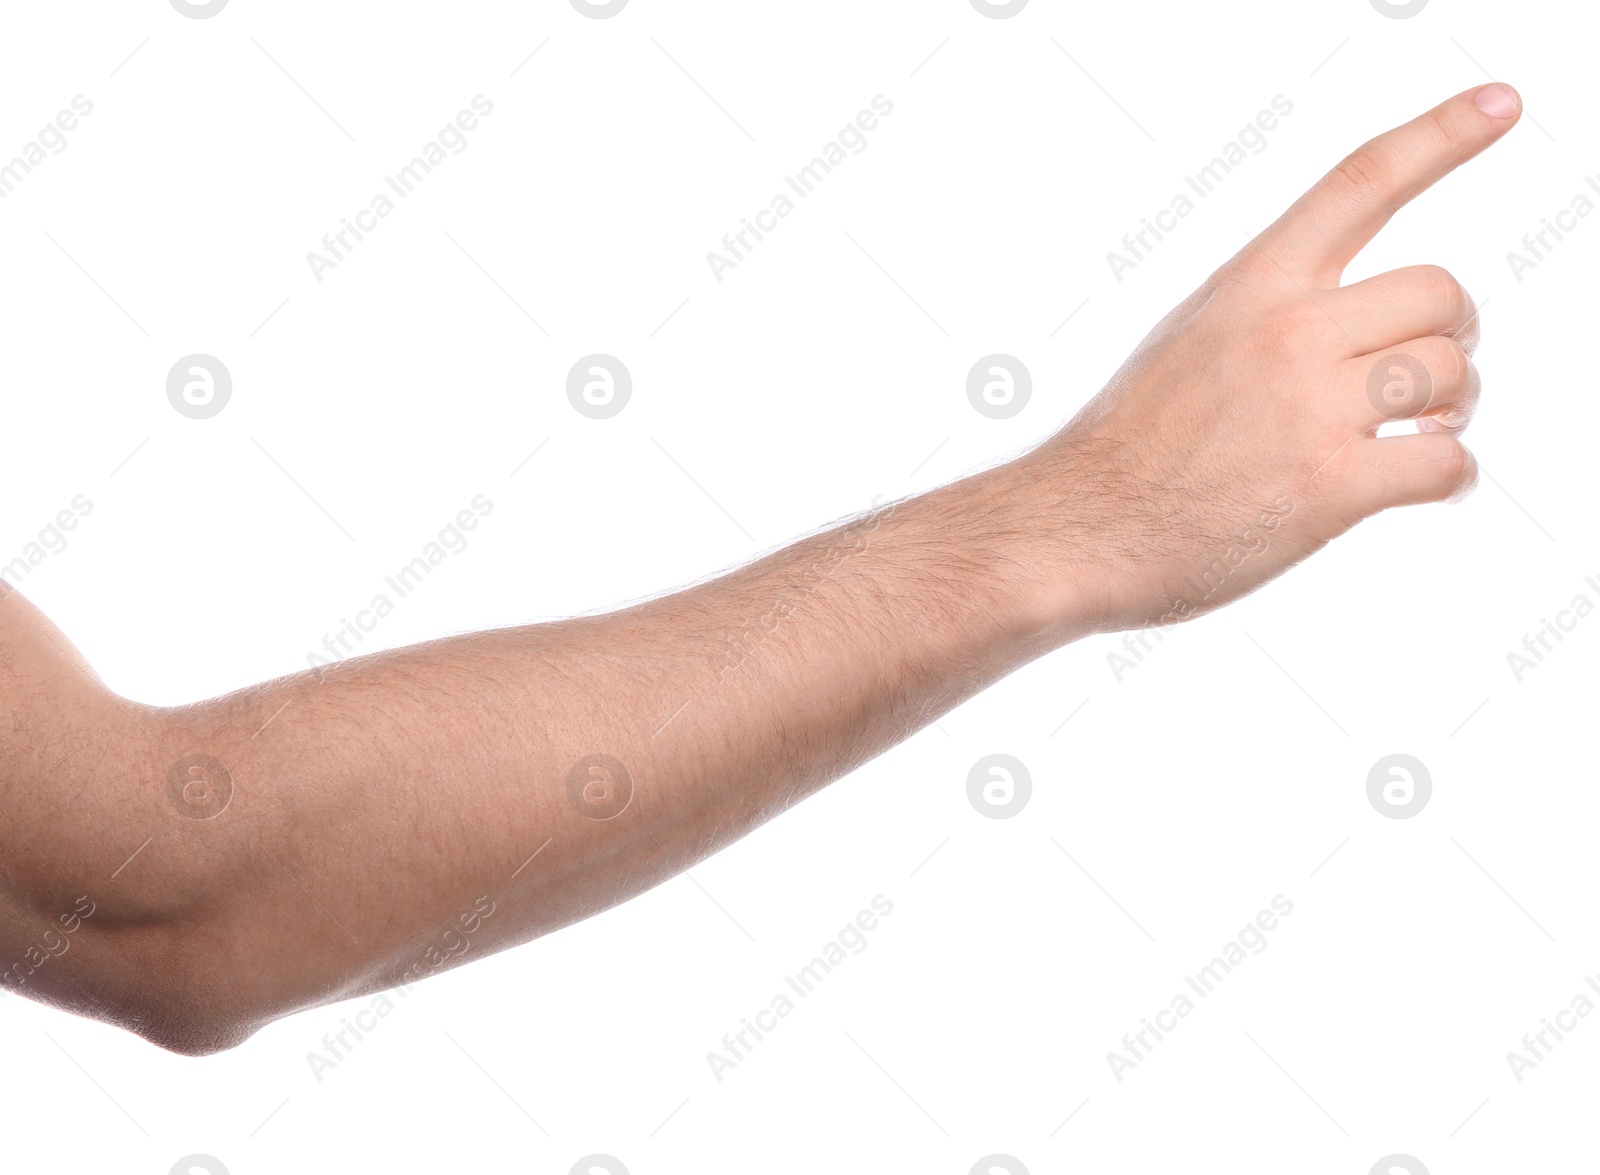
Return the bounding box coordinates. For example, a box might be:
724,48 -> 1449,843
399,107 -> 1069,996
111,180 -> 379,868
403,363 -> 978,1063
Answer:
0,1 -> 1593,1172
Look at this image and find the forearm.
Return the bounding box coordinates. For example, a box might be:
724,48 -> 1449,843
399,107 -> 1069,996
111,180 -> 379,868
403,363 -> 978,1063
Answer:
3,453 -> 1089,1051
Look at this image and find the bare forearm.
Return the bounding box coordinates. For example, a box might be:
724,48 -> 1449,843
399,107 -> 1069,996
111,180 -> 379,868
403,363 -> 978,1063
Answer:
3,455 -> 1078,1051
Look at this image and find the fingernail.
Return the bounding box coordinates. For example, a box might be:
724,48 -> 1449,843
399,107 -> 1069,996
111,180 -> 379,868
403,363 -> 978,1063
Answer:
1474,82 -> 1520,119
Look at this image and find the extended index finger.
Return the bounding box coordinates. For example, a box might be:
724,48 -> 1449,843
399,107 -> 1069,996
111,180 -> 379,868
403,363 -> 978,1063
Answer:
1250,83 -> 1521,287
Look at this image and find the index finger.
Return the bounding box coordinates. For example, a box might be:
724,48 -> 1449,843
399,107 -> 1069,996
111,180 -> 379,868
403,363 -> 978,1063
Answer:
1251,83 -> 1521,287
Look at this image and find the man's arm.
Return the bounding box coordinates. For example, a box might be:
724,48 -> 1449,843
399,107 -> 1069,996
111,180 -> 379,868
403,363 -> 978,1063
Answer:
0,84 -> 1519,1054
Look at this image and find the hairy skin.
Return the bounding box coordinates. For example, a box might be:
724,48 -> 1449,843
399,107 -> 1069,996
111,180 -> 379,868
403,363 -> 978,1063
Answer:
0,85 -> 1519,1055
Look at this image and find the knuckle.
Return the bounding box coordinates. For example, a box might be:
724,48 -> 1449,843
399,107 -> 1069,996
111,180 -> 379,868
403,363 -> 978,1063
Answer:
1218,244 -> 1285,291
1333,148 -> 1395,206
1247,314 -> 1298,355
1425,107 -> 1469,156
1426,336 -> 1471,386
1254,300 -> 1326,352
1412,264 -> 1468,316
1430,437 -> 1476,498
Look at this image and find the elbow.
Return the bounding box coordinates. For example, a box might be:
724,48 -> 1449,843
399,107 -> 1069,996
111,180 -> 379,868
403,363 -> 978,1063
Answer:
30,918 -> 272,1058
119,923 -> 285,1057
111,980 -> 267,1059
130,1010 -> 258,1058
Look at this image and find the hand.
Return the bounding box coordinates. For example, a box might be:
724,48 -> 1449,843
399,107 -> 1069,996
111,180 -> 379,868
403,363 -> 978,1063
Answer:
1024,83 -> 1520,633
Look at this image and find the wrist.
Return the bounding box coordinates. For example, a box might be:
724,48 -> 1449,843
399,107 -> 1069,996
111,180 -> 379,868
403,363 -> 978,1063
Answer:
876,458 -> 1112,664
983,454 -> 1121,646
